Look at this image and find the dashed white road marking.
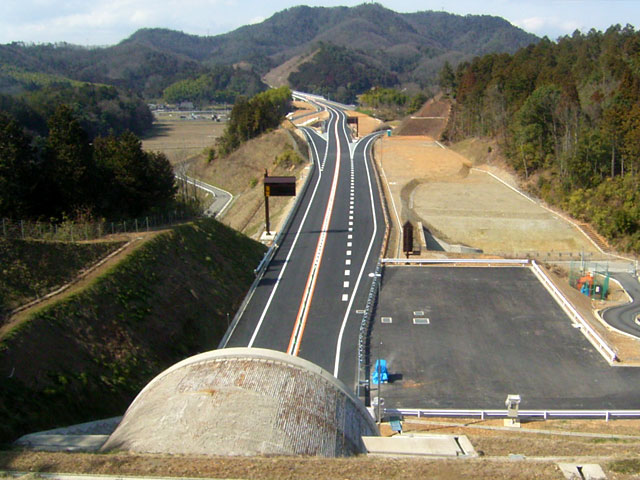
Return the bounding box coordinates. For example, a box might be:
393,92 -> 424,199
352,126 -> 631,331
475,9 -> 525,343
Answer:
346,250 -> 352,256
347,242 -> 352,247
343,281 -> 349,288
342,294 -> 349,301
345,259 -> 351,265
345,269 -> 351,276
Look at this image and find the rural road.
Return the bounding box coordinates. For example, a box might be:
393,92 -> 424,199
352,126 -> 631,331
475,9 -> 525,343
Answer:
222,94 -> 384,390
176,174 -> 233,218
602,273 -> 640,338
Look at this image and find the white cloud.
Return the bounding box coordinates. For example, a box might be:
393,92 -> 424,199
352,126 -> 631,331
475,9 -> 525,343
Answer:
248,16 -> 266,25
516,16 -> 583,37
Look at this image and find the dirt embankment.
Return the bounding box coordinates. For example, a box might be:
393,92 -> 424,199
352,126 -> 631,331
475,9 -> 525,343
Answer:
189,125 -> 310,239
394,95 -> 451,138
0,219 -> 265,445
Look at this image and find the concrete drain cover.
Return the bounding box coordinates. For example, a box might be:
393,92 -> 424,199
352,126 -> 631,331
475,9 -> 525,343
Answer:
558,463 -> 606,480
363,434 -> 476,457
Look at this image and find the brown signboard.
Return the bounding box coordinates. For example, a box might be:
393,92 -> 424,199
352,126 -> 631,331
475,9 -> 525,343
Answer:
264,176 -> 296,197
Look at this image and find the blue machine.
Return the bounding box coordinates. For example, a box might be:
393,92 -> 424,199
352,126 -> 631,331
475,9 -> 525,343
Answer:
371,359 -> 389,385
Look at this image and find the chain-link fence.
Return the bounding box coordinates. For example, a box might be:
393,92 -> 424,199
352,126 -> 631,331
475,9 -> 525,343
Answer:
568,260 -> 610,300
1,210 -> 194,242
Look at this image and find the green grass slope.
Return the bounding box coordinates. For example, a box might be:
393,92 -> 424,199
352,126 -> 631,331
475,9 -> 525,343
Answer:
0,239 -> 125,318
0,218 -> 265,444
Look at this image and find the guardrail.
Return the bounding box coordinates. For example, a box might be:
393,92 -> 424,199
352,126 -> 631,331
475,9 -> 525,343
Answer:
382,258 -> 530,265
385,408 -> 640,421
357,134 -> 391,402
218,129 -> 317,349
531,260 -> 617,364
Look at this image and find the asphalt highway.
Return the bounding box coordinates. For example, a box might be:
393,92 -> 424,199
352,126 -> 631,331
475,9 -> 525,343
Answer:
602,273 -> 640,338
223,96 -> 384,389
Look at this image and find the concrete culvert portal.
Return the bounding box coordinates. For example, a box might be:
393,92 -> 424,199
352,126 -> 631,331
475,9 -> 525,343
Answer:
101,348 -> 378,457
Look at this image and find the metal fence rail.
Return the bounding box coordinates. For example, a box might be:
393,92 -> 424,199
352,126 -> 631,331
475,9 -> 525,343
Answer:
1,211 -> 192,242
386,408 -> 640,421
382,258 -> 530,265
531,259 -> 618,364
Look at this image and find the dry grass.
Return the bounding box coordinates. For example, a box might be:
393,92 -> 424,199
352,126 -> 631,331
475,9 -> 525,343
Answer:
188,127 -> 309,239
142,119 -> 226,164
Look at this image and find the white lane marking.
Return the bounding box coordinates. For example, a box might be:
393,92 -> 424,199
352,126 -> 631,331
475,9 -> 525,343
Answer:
347,242 -> 352,247
345,270 -> 351,276
343,281 -> 349,288
345,259 -> 351,265
349,215 -> 353,220
348,234 -> 353,239
349,221 -> 353,226
342,294 -> 349,301
247,123 -> 328,347
349,227 -> 353,232
287,105 -> 343,356
333,132 -> 381,377
346,250 -> 352,256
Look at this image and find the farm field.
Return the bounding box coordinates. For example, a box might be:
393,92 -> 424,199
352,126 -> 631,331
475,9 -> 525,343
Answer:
142,118 -> 225,164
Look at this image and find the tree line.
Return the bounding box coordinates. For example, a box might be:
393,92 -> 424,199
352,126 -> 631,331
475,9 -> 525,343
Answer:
358,87 -> 428,119
443,25 -> 640,252
162,65 -> 267,107
288,44 -> 398,104
215,86 -> 292,156
0,105 -> 176,221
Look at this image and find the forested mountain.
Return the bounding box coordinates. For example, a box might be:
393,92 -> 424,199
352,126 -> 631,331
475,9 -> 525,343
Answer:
0,68 -> 153,138
444,25 -> 640,252
0,4 -> 538,99
162,65 -> 267,107
288,44 -> 398,103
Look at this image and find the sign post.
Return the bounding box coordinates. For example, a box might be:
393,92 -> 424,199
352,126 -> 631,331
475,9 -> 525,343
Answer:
263,171 -> 296,237
402,221 -> 413,259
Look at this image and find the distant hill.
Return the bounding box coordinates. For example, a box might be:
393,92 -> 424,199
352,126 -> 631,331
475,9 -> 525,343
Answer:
0,4 -> 539,99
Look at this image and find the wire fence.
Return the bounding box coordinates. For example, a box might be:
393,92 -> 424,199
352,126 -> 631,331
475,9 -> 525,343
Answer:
1,210 -> 194,242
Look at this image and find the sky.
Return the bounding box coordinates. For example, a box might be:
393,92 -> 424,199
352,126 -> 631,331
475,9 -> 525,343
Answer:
2,0 -> 639,46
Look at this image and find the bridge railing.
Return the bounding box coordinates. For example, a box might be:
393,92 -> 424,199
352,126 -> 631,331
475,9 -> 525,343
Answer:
385,408 -> 640,421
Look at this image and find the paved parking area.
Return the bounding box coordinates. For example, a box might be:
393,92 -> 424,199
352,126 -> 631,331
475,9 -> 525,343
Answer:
370,266 -> 640,410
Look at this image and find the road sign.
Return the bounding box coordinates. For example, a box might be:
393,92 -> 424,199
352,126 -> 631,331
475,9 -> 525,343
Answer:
264,176 -> 296,197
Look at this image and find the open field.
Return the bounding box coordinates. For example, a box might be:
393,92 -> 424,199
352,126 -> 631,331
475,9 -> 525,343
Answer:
142,119 -> 225,164
375,136 -> 599,257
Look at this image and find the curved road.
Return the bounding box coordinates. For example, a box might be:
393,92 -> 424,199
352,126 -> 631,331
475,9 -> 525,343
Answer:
603,273 -> 640,337
222,96 -> 384,390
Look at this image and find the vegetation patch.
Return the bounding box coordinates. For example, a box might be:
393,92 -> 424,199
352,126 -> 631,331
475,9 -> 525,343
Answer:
0,238 -> 125,318
609,458 -> 640,474
0,218 -> 265,445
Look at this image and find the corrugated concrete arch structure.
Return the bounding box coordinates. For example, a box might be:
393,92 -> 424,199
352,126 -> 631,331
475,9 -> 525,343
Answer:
102,348 -> 378,457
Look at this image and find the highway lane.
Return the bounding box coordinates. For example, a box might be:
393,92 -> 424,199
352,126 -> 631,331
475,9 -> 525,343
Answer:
602,273 -> 640,337
223,97 -> 384,389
